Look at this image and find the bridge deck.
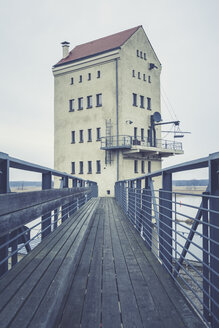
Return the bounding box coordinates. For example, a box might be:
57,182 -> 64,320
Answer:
58,198 -> 203,328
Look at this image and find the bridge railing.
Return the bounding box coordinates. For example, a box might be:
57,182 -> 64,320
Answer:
115,152 -> 219,328
0,152 -> 98,277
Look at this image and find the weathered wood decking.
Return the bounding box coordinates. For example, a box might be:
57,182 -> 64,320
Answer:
0,198 -> 204,328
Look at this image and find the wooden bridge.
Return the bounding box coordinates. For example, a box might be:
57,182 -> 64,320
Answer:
0,152 -> 218,327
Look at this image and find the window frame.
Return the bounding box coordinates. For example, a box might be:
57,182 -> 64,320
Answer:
96,127 -> 101,141
71,131 -> 75,144
78,97 -> 83,110
141,128 -> 144,141
79,161 -> 83,174
141,160 -> 145,174
96,160 -> 101,174
97,70 -> 101,78
140,95 -> 144,108
71,162 -> 75,174
96,93 -> 102,107
69,99 -> 74,112
79,75 -> 82,83
87,95 -> 92,109
147,97 -> 151,110
88,128 -> 92,142
88,161 -> 92,174
79,130 -> 84,143
134,160 -> 138,173
132,93 -> 137,107
70,77 -> 74,85
88,73 -> 91,81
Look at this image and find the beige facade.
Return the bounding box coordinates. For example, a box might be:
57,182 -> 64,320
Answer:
53,26 -> 182,196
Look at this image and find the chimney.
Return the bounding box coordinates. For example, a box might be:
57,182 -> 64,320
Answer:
61,41 -> 70,58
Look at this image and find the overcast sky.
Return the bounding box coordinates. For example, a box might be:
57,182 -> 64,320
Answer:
0,0 -> 218,180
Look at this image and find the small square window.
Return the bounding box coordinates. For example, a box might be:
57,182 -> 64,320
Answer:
88,73 -> 91,80
88,161 -> 92,174
96,93 -> 102,107
69,99 -> 74,112
71,131 -> 75,144
140,95 -> 144,108
97,70 -> 100,78
96,127 -> 101,140
147,97 -> 151,110
132,69 -> 135,77
88,129 -> 92,142
79,161 -> 83,174
107,190 -> 110,195
96,160 -> 101,174
133,93 -> 137,107
79,75 -> 82,83
79,130 -> 84,143
87,95 -> 92,109
134,160 -> 138,173
138,72 -> 141,79
78,97 -> 83,110
71,162 -> 75,174
70,77 -> 74,85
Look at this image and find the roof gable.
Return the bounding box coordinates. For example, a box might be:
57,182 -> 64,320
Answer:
54,25 -> 141,67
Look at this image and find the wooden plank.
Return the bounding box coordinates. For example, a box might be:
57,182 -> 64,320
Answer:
102,198 -> 121,328
0,199 -> 98,327
116,201 -> 206,328
108,198 -> 144,328
111,200 -> 163,328
80,202 -> 104,328
57,201 -> 101,328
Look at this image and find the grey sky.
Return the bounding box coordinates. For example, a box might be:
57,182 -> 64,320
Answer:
0,0 -> 218,180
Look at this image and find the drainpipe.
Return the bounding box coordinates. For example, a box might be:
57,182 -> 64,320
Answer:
116,58 -> 119,181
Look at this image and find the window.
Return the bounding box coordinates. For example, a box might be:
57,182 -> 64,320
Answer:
79,75 -> 82,83
96,160 -> 101,174
140,51 -> 143,58
96,93 -> 102,107
69,99 -> 74,112
134,127 -> 137,139
88,161 -> 92,174
138,72 -> 141,79
70,77 -> 74,85
97,70 -> 100,78
141,160 -> 145,174
96,127 -> 101,140
71,131 -> 75,144
143,74 -> 146,81
132,93 -> 137,107
79,161 -> 83,174
134,160 -> 138,173
148,161 -> 151,173
148,76 -> 151,83
71,162 -> 75,174
141,128 -> 144,141
88,129 -> 92,142
132,69 -> 135,77
88,73 -> 91,80
79,130 -> 84,143
140,95 -> 144,108
78,97 -> 83,110
147,97 -> 151,110
107,190 -> 110,195
87,95 -> 92,108
137,49 -> 139,57
144,53 -> 147,60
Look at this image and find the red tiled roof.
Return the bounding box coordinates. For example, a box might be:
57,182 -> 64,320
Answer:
54,26 -> 141,67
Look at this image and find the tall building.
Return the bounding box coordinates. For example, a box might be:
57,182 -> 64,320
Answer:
53,25 -> 183,196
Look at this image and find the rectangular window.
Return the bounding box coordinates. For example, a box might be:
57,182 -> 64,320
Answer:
71,162 -> 75,174
141,128 -> 144,141
97,70 -> 100,78
137,49 -> 139,57
96,160 -> 101,174
96,93 -> 102,107
148,76 -> 151,83
134,160 -> 138,173
79,161 -> 83,174
132,69 -> 135,77
144,53 -> 147,60
70,77 -> 74,85
78,97 -> 83,110
79,130 -> 84,143
140,51 -> 143,58
138,72 -> 141,79
88,161 -> 92,174
143,74 -> 146,81
69,99 -> 74,112
87,95 -> 92,108
147,97 -> 151,110
71,131 -> 75,143
134,127 -> 137,139
88,73 -> 91,80
140,95 -> 144,108
133,93 -> 137,107
148,161 -> 151,173
79,75 -> 82,83
96,127 -> 101,140
88,129 -> 92,142
141,160 -> 145,174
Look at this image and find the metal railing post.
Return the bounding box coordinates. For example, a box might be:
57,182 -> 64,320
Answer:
136,179 -> 142,232
141,177 -> 152,250
61,176 -> 69,222
42,172 -> 52,239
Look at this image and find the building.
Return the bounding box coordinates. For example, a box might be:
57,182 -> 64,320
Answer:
53,25 -> 183,196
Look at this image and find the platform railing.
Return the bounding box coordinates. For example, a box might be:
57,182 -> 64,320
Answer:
115,152 -> 219,328
0,152 -> 98,277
